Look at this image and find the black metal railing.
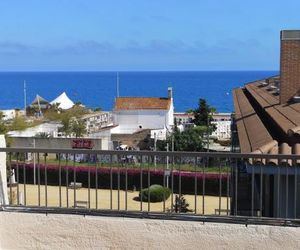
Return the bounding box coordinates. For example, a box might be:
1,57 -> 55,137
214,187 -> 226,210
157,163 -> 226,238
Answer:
1,147 -> 300,226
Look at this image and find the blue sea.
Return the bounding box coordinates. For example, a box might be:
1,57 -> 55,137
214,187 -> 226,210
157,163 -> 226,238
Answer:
0,71 -> 277,112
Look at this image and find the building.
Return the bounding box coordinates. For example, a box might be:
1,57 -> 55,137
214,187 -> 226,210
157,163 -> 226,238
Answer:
174,112 -> 231,140
232,30 -> 300,218
0,109 -> 25,121
7,122 -> 62,138
111,87 -> 174,137
211,113 -> 232,140
80,111 -> 113,135
174,112 -> 194,124
30,95 -> 49,110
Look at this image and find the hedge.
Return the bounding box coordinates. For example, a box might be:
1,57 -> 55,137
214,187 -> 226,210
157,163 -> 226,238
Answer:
139,185 -> 171,202
11,163 -> 230,196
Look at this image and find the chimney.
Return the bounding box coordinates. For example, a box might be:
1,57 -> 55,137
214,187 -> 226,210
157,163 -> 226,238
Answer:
280,30 -> 300,104
168,87 -> 173,99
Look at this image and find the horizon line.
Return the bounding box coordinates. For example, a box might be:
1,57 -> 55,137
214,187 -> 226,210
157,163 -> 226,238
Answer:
0,69 -> 279,73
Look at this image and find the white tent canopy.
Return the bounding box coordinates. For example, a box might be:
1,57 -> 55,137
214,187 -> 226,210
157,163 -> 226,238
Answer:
50,92 -> 74,110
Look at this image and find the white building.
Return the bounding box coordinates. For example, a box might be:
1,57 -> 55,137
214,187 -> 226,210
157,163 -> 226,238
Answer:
81,112 -> 113,135
174,112 -> 194,124
111,88 -> 174,137
211,113 -> 232,140
7,122 -> 62,138
0,109 -> 25,121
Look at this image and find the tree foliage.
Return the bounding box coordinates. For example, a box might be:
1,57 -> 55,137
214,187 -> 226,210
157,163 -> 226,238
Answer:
158,126 -> 206,152
157,98 -> 216,152
10,117 -> 28,131
72,120 -> 86,138
59,116 -> 87,138
193,98 -> 216,129
60,115 -> 72,136
35,132 -> 52,138
0,111 -> 7,134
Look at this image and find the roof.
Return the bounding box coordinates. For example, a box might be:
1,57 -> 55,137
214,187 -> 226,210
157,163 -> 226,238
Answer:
114,97 -> 171,110
50,92 -> 74,110
31,95 -> 49,105
81,111 -> 109,120
174,112 -> 194,117
245,78 -> 300,136
232,75 -> 300,165
232,87 -> 274,153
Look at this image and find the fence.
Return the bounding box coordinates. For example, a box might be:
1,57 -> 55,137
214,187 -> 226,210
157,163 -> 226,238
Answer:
1,147 -> 300,226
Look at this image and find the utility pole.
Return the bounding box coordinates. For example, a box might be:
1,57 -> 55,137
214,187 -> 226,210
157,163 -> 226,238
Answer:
207,113 -> 210,152
116,72 -> 120,97
154,133 -> 157,169
171,134 -> 174,165
166,143 -> 169,188
24,80 -> 27,117
33,138 -> 36,185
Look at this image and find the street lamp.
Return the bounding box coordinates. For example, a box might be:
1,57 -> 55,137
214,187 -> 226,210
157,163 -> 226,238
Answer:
166,142 -> 169,188
154,132 -> 157,168
30,138 -> 36,185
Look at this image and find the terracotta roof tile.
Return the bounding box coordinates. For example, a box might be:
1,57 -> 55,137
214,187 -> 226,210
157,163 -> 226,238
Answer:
233,75 -> 300,164
233,88 -> 274,153
114,97 -> 171,110
246,79 -> 300,134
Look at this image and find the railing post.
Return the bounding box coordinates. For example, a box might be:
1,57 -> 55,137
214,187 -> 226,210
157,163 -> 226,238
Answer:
0,135 -> 8,205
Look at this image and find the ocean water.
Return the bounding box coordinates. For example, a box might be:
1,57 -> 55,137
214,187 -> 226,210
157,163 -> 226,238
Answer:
0,71 -> 277,112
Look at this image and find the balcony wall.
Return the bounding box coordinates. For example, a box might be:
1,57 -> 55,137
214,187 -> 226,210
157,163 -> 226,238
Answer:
1,212 -> 300,250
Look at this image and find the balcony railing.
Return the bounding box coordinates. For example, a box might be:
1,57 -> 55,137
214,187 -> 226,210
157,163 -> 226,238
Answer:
1,147 -> 300,227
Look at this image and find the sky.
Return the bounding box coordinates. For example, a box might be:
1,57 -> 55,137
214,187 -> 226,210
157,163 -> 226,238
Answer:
0,0 -> 299,71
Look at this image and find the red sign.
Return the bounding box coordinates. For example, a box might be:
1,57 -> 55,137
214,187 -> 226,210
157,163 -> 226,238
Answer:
72,139 -> 94,149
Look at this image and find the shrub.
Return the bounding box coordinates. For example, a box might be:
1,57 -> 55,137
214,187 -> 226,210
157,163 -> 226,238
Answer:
173,195 -> 193,213
139,184 -> 171,203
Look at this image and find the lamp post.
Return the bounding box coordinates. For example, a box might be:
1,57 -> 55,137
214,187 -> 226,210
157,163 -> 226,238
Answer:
30,138 -> 36,185
166,142 -> 169,188
154,132 -> 157,168
207,112 -> 212,152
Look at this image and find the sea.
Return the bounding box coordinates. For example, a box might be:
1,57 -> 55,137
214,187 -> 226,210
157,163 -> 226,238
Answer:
0,71 -> 277,112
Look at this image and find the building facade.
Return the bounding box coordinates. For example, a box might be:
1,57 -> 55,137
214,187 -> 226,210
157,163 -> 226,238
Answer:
81,112 -> 113,135
112,87 -> 174,135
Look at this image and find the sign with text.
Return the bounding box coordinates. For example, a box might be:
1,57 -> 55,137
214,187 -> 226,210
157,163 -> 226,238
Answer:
72,139 -> 94,149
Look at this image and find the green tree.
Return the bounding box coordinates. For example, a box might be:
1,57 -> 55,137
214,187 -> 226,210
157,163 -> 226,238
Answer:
0,111 -> 7,134
158,126 -> 205,152
71,120 -> 86,138
35,132 -> 52,138
193,99 -> 212,126
60,116 -> 72,136
10,117 -> 28,131
174,127 -> 205,151
94,107 -> 102,112
192,98 -> 217,136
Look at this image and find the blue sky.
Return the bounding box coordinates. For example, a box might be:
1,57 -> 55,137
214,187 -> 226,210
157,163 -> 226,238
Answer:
0,0 -> 299,71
